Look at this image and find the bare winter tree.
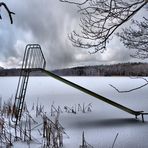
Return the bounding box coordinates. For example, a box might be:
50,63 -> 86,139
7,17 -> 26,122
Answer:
117,17 -> 148,59
0,2 -> 15,24
59,0 -> 147,53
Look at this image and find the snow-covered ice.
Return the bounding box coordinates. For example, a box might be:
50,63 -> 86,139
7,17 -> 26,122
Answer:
0,76 -> 148,148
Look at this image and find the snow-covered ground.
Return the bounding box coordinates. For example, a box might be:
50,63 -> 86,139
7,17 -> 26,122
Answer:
0,76 -> 148,148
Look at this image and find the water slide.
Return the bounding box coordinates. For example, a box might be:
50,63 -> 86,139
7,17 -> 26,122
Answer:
12,44 -> 147,124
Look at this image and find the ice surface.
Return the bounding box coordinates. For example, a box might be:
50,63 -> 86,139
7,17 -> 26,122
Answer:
0,76 -> 148,148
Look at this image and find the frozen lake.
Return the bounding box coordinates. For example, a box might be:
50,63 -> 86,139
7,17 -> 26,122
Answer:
0,76 -> 148,148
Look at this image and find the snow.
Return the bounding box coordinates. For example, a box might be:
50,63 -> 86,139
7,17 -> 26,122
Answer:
0,76 -> 148,148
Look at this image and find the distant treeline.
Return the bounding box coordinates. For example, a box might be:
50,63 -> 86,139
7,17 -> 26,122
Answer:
52,62 -> 148,76
0,69 -> 47,76
0,62 -> 148,76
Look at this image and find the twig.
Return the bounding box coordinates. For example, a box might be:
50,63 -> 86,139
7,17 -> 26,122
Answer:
109,77 -> 148,93
0,2 -> 15,24
59,0 -> 88,5
112,133 -> 119,148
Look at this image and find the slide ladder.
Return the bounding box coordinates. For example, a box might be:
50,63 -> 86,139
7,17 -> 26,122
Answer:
13,44 -> 147,124
12,44 -> 46,125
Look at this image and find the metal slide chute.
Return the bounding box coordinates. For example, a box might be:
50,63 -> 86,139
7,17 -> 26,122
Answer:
40,68 -> 142,117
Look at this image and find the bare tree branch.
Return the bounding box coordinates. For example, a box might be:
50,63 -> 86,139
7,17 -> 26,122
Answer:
109,77 -> 148,93
59,0 -> 88,5
117,17 -> 148,59
59,0 -> 147,53
0,2 -> 15,24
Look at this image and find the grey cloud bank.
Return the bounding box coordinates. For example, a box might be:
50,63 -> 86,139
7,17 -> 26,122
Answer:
0,0 -> 147,69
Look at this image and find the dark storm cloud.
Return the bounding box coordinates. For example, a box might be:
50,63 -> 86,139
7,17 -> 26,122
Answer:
0,22 -> 21,64
0,0 -> 79,68
0,0 -> 147,69
1,0 -> 82,69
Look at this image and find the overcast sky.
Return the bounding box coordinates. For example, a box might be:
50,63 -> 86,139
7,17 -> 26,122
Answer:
0,0 -> 147,70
